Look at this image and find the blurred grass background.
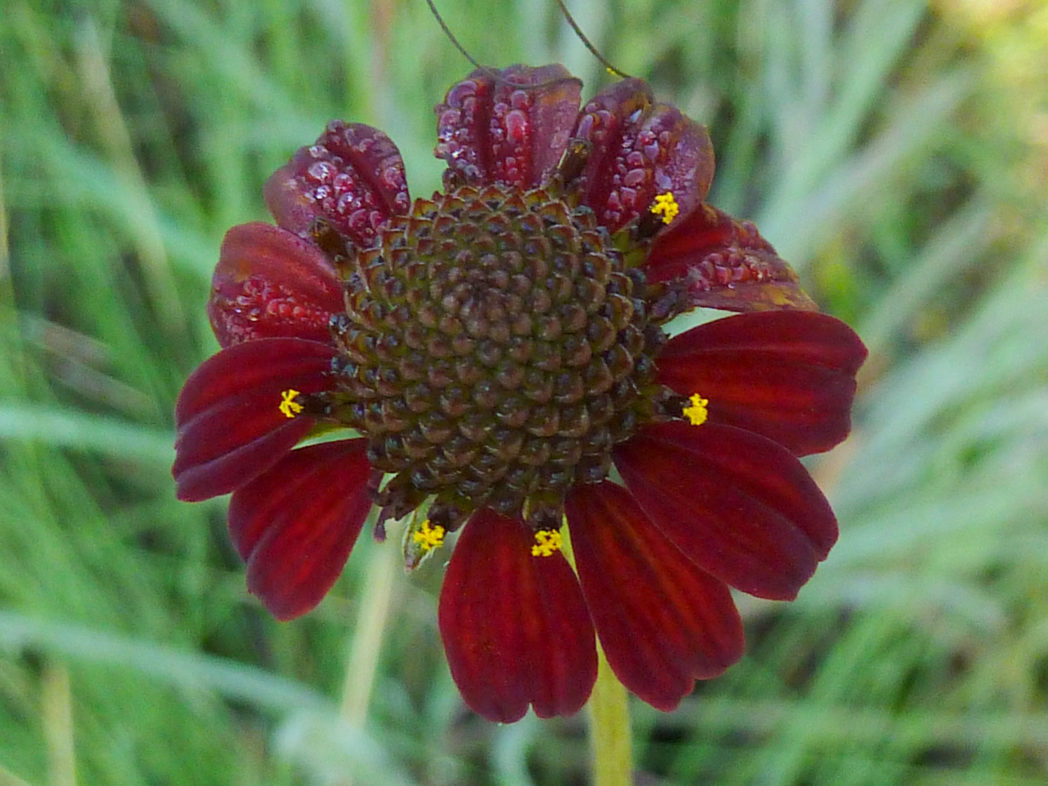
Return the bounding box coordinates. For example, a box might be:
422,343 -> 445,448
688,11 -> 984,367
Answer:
2,0 -> 1047,783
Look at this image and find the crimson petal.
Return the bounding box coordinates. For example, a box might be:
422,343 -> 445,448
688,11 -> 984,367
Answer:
435,64 -> 582,190
566,482 -> 744,711
208,223 -> 344,348
173,338 -> 336,501
644,203 -> 817,312
264,121 -> 410,248
570,78 -> 714,234
228,439 -> 372,620
657,311 -> 867,455
438,509 -> 596,722
615,421 -> 838,601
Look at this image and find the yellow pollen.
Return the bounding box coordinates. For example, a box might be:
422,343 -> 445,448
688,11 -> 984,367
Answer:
650,192 -> 680,224
683,393 -> 709,427
278,389 -> 304,419
412,519 -> 446,552
531,529 -> 563,557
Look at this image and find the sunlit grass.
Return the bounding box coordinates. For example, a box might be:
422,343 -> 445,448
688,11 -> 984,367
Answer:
2,1 -> 1047,783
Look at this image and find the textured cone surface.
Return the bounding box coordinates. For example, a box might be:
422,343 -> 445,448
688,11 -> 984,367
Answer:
326,184 -> 670,530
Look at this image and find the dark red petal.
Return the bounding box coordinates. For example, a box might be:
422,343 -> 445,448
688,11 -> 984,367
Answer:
657,311 -> 867,455
566,482 -> 744,711
615,421 -> 838,601
227,439 -> 372,620
263,121 -> 410,247
644,203 -> 817,312
438,509 -> 596,722
570,78 -> 715,234
435,65 -> 582,190
172,338 -> 336,502
207,223 -> 344,348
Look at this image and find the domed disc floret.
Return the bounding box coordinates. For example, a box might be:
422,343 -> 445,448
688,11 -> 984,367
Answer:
324,183 -> 677,532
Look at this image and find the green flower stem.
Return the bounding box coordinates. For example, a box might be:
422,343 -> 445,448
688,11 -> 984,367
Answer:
587,640 -> 635,786
336,539 -> 398,786
561,528 -> 634,786
340,539 -> 398,726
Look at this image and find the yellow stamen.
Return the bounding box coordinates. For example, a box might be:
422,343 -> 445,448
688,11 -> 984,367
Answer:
683,393 -> 709,427
412,519 -> 446,552
278,389 -> 304,419
650,192 -> 680,225
531,529 -> 563,557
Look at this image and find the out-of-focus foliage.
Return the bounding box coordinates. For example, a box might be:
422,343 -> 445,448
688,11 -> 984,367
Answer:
1,1 -> 1046,783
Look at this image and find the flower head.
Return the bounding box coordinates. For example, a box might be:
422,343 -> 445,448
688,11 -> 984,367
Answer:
173,65 -> 866,722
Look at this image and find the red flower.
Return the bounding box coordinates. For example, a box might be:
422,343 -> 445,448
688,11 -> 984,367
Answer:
173,65 -> 866,722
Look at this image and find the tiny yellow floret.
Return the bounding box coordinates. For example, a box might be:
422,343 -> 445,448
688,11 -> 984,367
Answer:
650,192 -> 680,225
413,519 -> 446,552
531,529 -> 563,557
683,393 -> 709,427
278,389 -> 304,419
